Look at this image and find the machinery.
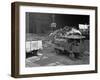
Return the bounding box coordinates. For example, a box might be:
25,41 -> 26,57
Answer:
50,27 -> 85,58
26,40 -> 43,57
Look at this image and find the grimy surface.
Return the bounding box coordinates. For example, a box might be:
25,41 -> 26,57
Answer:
25,34 -> 89,67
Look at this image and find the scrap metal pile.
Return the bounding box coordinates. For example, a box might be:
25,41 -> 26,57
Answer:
49,26 -> 86,59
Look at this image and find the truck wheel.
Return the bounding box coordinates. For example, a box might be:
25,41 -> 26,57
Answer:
69,52 -> 75,58
55,48 -> 60,54
64,50 -> 70,56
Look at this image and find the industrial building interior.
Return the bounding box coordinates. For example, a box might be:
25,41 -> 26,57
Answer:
25,12 -> 90,67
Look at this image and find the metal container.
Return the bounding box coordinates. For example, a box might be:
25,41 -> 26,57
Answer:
52,32 -> 85,58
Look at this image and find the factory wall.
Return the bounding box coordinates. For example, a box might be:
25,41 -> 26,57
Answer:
26,13 -> 89,34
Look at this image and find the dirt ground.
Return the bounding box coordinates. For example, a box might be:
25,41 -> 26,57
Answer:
25,34 -> 89,67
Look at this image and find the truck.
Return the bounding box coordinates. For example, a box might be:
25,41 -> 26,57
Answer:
50,27 -> 85,59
